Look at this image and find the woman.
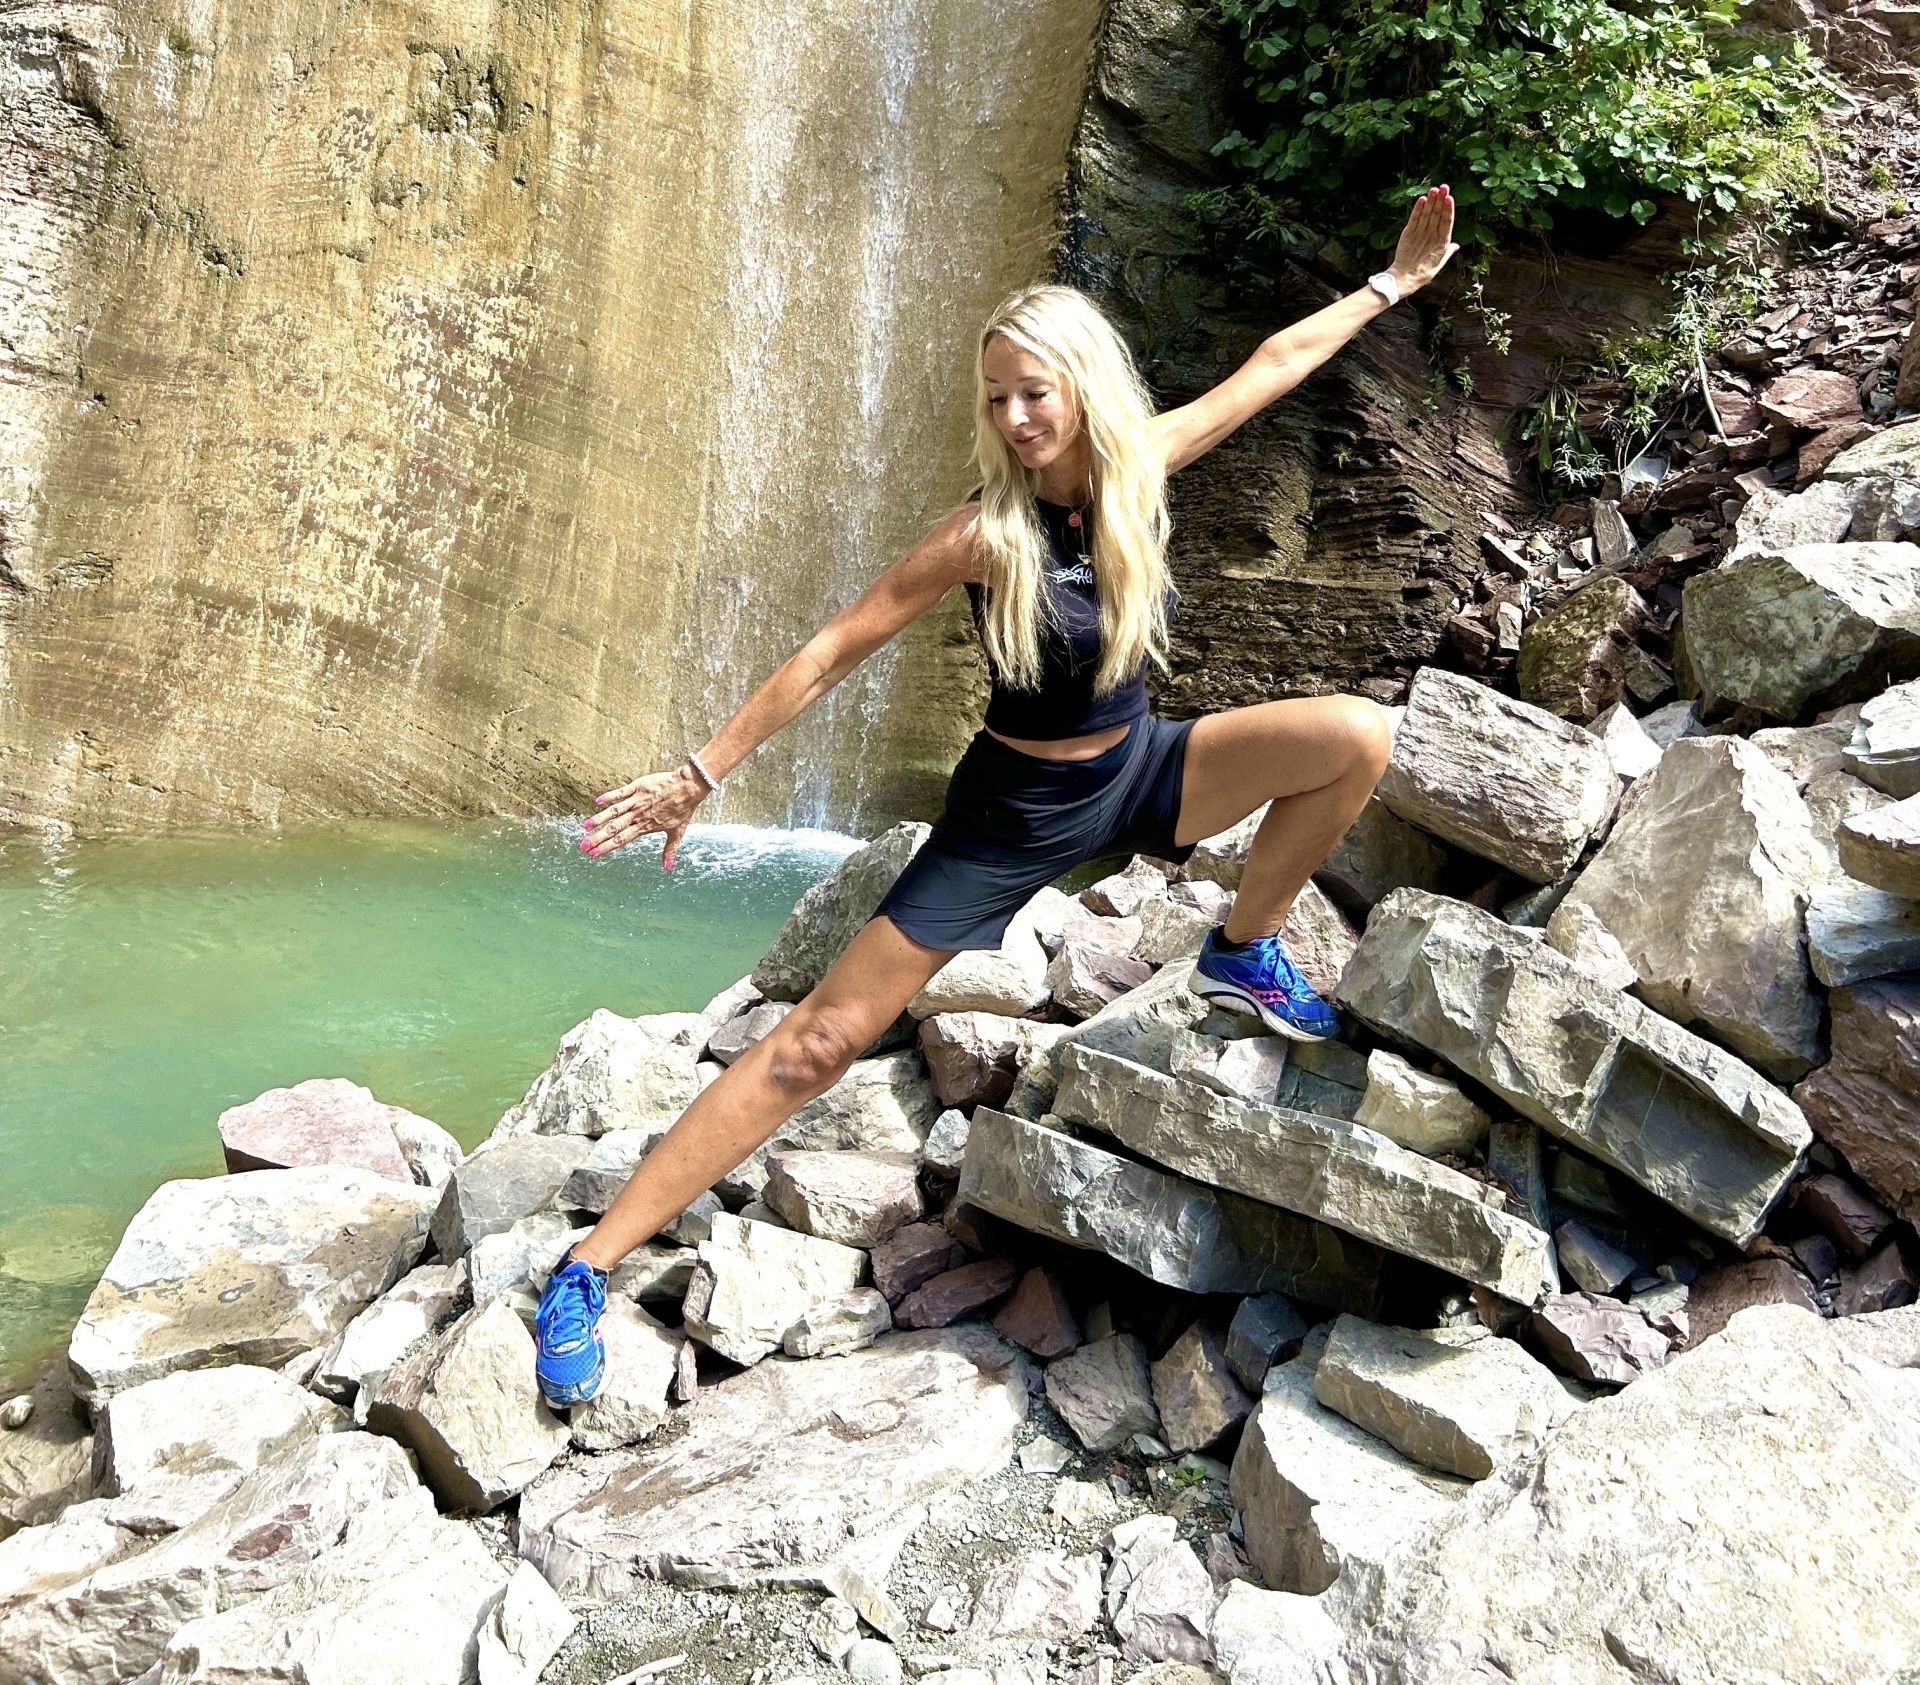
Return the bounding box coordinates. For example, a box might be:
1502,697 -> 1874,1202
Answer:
534,187 -> 1460,1406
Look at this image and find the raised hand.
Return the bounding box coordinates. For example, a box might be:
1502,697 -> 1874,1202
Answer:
580,765 -> 709,868
1388,185 -> 1461,296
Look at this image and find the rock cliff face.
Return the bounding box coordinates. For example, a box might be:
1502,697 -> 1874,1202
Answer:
0,0 -> 1099,834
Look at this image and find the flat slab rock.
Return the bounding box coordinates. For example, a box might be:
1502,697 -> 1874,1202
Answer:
1838,792 -> 1920,898
1053,1045 -> 1557,1304
959,1106 -> 1393,1316
67,1166 -> 435,1411
1336,889 -> 1810,1246
517,1326 -> 1028,1600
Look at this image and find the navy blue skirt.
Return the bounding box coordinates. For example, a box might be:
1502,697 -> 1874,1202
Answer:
873,714 -> 1197,951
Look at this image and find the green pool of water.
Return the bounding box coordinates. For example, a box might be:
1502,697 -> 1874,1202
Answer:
0,819 -> 855,1386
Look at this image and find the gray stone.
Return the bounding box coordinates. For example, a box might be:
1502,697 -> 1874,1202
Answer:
1542,896 -> 1638,989
1084,856 -> 1170,917
608,1241 -> 700,1305
774,1050 -> 942,1159
1135,884 -> 1231,965
1844,678 -> 1920,797
1529,1292 -> 1670,1386
476,1560 -> 579,1685
67,1167 -> 435,1411
1806,767 -> 1893,878
518,1327 -> 1026,1600
0,1367 -> 93,1540
1839,792 -> 1920,897
1111,1538 -> 1217,1665
1553,1221 -> 1637,1295
491,1009 -> 706,1142
1752,709 -> 1861,789
1272,881 -> 1360,998
707,1000 -> 793,1065
847,1637 -> 906,1685
568,1300 -> 682,1452
910,891 -> 1057,1018
312,1260 -> 469,1404
1181,805 -> 1269,892
1312,1317 -> 1577,1481
754,823 -> 931,1001
1210,1580 -> 1346,1685
1053,1047 -> 1556,1304
432,1135 -> 591,1260
682,1212 -> 867,1365
1344,1306 -> 1920,1685
959,1107 -> 1391,1313
1587,702 -> 1664,783
1682,542 -> 1920,719
1826,418 -> 1920,479
923,1108 -> 972,1175
1794,978 -> 1920,1224
1518,577 -> 1651,722
1002,961 -> 1213,1118
1225,1294 -> 1307,1394
1046,1334 -> 1161,1452
1639,699 -> 1706,747
763,1150 -> 923,1247
1726,476 -> 1864,559
784,1287 -> 893,1358
1807,879 -> 1920,985
967,1549 -> 1103,1644
1484,1122 -> 1554,1240
1336,889 -> 1811,1245
1562,736 -> 1826,1080
557,1130 -> 655,1215
1229,1341 -> 1468,1599
1313,797 -> 1450,921
1352,1049 -> 1489,1157
1376,668 -> 1617,883
1169,1030 -> 1290,1105
1150,1323 -> 1253,1453
1047,1477 -> 1117,1530
1849,472 -> 1920,541
365,1297 -> 570,1512
1046,939 -> 1155,1020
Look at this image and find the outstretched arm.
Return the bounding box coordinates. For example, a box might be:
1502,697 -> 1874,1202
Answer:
583,505 -> 980,864
1151,185 -> 1460,475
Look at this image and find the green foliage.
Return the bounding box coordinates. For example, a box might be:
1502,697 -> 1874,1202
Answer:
163,22 -> 197,58
1203,0 -> 1833,248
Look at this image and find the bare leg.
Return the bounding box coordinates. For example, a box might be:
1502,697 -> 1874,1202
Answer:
568,916 -> 955,1272
1173,695 -> 1392,943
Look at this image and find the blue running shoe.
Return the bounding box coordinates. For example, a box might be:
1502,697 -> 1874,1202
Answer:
1190,927 -> 1342,1042
534,1248 -> 608,1407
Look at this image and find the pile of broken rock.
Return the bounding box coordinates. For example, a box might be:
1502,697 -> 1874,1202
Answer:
7,427 -> 1920,1680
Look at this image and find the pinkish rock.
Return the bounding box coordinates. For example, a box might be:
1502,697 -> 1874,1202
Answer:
869,1222 -> 967,1305
1688,1257 -> 1821,1346
761,1149 -> 924,1247
1149,1323 -> 1253,1453
1835,1240 -> 1920,1317
1794,979 -> 1920,1224
1529,1292 -> 1670,1386
894,1258 -> 1022,1329
1793,1174 -> 1894,1262
217,1078 -> 442,1184
992,1268 -> 1082,1360
1759,368 -> 1862,431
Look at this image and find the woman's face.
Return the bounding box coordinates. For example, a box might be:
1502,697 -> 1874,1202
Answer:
983,336 -> 1078,472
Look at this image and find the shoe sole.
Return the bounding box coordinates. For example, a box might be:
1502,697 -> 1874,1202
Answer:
1192,972 -> 1339,1043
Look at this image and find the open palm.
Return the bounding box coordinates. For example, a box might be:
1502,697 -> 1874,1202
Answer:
1390,185 -> 1461,295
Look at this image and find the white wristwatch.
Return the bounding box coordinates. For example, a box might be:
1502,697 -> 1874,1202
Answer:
1366,270 -> 1403,307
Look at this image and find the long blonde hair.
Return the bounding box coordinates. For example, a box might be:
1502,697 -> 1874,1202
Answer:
971,285 -> 1172,696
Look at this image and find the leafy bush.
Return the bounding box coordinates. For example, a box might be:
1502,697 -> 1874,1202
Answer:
1203,0 -> 1832,248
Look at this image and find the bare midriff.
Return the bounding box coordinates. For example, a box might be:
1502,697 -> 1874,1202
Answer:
985,722 -> 1133,762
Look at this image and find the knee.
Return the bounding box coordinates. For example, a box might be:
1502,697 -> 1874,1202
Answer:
1336,696 -> 1394,783
764,1008 -> 862,1102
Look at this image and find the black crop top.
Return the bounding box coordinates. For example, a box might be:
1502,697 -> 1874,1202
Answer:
965,496 -> 1169,740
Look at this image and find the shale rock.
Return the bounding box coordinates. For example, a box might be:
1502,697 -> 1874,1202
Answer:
1682,542 -> 1920,719
1351,1049 -> 1489,1157
681,1213 -> 867,1365
1230,1340 -> 1469,1599
1053,1046 -> 1555,1303
493,1009 -> 706,1141
1150,1323 -> 1253,1452
960,1107 -> 1391,1313
1046,1333 -> 1162,1451
1835,1240 -> 1920,1316
967,1548 -> 1103,1643
568,1300 -> 682,1452
1313,798 -> 1450,920
431,1134 -> 591,1259
755,823 -> 931,1001
992,1268 -> 1081,1359
1838,792 -> 1920,896
1377,668 -> 1617,882
1225,1294 -> 1307,1394
1795,978 -> 1920,1224
216,1077 -> 450,1185
1529,1292 -> 1670,1386
870,1222 -> 968,1305
67,1167 -> 434,1410
784,1288 -> 892,1358
365,1296 -> 569,1512
1727,476 -> 1863,558
518,1327 -> 1026,1599
1517,578 -> 1651,722
1806,879 -> 1920,985
1563,735 -> 1826,1079
1337,889 -> 1811,1245
920,1013 -> 1070,1110
1843,677 -> 1920,796
1553,1221 -> 1636,1295
763,1150 -> 924,1247
895,1258 -> 1022,1329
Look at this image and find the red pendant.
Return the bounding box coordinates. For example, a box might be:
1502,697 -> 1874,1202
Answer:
1067,511 -> 1082,527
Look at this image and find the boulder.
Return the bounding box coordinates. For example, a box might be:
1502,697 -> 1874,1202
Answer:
1224,1294 -> 1307,1394
475,1561 -> 580,1685
1181,805 -> 1269,891
1135,881 -> 1233,965
909,891 -> 1057,1018
784,1287 -> 893,1358
1084,856 -> 1170,917
1849,471 -> 1920,541
959,1107 -> 1391,1313
1272,881 -> 1361,997
67,1167 -> 434,1411
681,1212 -> 867,1365
1843,677 -> 1920,797
1230,1339 -> 1469,1599
967,1549 -> 1103,1644
1838,792 -> 1920,897
762,1150 -> 923,1247
1046,937 -> 1155,1020
1517,578 -> 1652,722
1795,977 -> 1920,1223
1726,476 -> 1864,560
1826,417 -> 1920,479
1210,1580 -> 1347,1685
1336,889 -> 1811,1245
365,1297 -> 571,1512
1313,797 -> 1450,920
1311,1317 -> 1577,1480
992,1268 -> 1081,1360
895,1257 -> 1021,1329
1045,1333 -> 1162,1451
919,1013 -> 1070,1110
1346,1306 -> 1920,1685
1795,1173 -> 1893,1261
922,1107 -> 971,1175
1806,879 -> 1920,986
1053,1046 -> 1556,1303
312,1260 -> 469,1403
707,1000 -> 793,1065
568,1299 -> 682,1452
518,1327 -> 1026,1600
1528,1292 -> 1670,1386
870,1222 -> 968,1305
1682,542 -> 1920,719
1351,1049 -> 1489,1157
1377,668 -> 1618,883
491,1008 -> 706,1141
1806,766 -> 1893,876
430,1134 -> 591,1259
754,822 -> 931,1000
216,1078 -> 456,1186
1586,701 -> 1663,783
1150,1323 -> 1253,1453
1110,1538 -> 1217,1665
773,1050 -> 942,1159
1751,708 -> 1861,789
1562,736 -> 1826,1080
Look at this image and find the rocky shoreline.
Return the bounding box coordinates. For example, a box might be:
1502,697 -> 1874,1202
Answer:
5,423 -> 1920,1684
